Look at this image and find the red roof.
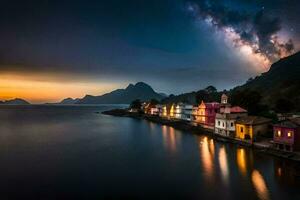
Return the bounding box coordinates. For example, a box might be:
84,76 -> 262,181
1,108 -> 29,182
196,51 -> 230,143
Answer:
230,106 -> 247,113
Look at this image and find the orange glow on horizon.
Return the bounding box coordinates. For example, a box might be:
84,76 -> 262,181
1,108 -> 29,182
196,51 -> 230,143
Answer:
0,73 -> 123,103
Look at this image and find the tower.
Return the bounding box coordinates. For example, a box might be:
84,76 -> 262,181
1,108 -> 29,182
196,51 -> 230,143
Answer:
221,94 -> 228,104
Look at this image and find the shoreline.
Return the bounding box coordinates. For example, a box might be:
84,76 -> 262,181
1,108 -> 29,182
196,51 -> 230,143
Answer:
102,109 -> 300,162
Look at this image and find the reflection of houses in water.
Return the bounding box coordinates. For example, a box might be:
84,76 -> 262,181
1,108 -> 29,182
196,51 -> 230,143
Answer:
161,125 -> 181,152
236,148 -> 254,177
148,122 -> 156,131
237,148 -> 247,176
218,146 -> 229,184
251,170 -> 270,200
199,137 -> 215,183
274,160 -> 299,186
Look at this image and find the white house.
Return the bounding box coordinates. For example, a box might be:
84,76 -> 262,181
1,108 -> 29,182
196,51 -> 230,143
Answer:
156,105 -> 164,117
215,106 -> 248,138
174,103 -> 184,119
150,107 -> 159,115
182,104 -> 194,121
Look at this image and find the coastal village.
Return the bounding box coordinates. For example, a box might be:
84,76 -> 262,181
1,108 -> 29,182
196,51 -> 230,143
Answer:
122,94 -> 300,159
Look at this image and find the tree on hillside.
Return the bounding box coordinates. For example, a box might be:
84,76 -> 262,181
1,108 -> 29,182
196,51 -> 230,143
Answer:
275,98 -> 295,113
230,89 -> 268,115
130,99 -> 142,110
195,86 -> 220,104
150,99 -> 159,106
205,86 -> 217,94
195,90 -> 209,104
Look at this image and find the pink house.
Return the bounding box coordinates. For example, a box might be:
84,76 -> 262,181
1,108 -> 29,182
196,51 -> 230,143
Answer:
273,118 -> 300,152
195,101 -> 220,127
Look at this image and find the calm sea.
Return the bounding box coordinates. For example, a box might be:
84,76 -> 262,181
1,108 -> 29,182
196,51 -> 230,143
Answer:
0,105 -> 299,199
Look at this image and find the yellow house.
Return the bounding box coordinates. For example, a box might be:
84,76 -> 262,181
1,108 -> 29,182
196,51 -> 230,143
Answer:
236,123 -> 253,140
235,116 -> 272,142
169,104 -> 175,118
197,101 -> 206,123
192,101 -> 206,123
162,105 -> 167,117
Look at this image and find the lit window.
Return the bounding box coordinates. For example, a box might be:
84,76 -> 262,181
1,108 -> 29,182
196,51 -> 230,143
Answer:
287,131 -> 293,138
277,130 -> 281,137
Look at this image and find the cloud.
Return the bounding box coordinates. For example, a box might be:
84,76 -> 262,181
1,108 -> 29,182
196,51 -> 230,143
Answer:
186,0 -> 295,64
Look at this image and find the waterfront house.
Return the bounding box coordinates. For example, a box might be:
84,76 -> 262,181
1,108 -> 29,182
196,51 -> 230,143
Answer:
141,102 -> 148,112
215,106 -> 248,138
143,102 -> 159,115
235,116 -> 272,143
172,103 -> 194,121
174,103 -> 184,119
162,105 -> 168,117
150,107 -> 159,115
142,102 -> 151,114
159,104 -> 175,118
182,104 -> 193,121
273,118 -> 300,152
194,100 -> 220,128
169,104 -> 175,119
158,105 -> 166,117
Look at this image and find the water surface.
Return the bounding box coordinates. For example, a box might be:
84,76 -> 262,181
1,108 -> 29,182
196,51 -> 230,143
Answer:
0,105 -> 299,199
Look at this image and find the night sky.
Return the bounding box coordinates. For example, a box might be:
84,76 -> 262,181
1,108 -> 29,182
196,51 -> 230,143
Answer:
0,0 -> 299,103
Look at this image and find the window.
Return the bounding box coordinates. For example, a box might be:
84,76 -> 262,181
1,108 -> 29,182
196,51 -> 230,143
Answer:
231,122 -> 234,127
277,130 -> 281,137
240,127 -> 243,133
287,131 -> 293,138
218,121 -> 220,126
222,122 -> 225,127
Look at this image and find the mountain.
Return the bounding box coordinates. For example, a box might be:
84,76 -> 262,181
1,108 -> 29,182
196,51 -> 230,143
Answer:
233,51 -> 300,112
77,82 -> 164,104
160,52 -> 300,112
59,98 -> 80,104
158,93 -> 168,98
0,98 -> 30,105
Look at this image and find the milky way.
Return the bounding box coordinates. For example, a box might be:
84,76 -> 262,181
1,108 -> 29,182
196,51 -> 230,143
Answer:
186,0 -> 295,70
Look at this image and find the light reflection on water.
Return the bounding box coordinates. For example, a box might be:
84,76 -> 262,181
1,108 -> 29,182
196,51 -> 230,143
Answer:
237,148 -> 247,176
161,125 -> 180,152
251,170 -> 270,200
199,136 -> 215,183
219,146 -> 229,184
